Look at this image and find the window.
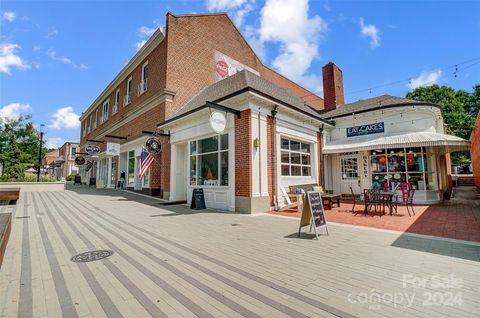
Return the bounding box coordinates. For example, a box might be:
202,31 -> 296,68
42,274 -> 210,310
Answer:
102,99 -> 109,123
94,109 -> 98,128
143,168 -> 150,187
71,147 -> 77,156
125,77 -> 132,106
113,89 -> 120,114
280,138 -> 311,176
88,115 -> 92,133
370,147 -> 435,191
82,122 -> 86,137
138,62 -> 148,95
341,158 -> 358,180
128,150 -> 135,186
190,134 -> 229,186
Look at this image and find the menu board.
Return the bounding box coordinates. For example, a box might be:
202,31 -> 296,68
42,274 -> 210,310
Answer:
298,191 -> 328,239
190,188 -> 206,210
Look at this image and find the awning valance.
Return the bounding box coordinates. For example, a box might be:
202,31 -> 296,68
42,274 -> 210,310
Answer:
323,132 -> 470,154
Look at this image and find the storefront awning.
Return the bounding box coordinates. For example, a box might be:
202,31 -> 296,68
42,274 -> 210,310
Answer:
323,132 -> 470,154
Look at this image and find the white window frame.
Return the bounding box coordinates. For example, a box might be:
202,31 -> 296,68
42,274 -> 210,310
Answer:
94,109 -> 98,128
142,168 -> 150,187
88,115 -> 92,133
189,134 -> 229,187
341,157 -> 359,180
138,62 -> 148,95
125,77 -> 132,106
102,99 -> 109,123
113,89 -> 120,114
280,137 -> 312,177
82,123 -> 86,137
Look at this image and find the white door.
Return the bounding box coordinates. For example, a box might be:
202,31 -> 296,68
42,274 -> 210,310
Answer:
340,155 -> 361,195
174,143 -> 187,200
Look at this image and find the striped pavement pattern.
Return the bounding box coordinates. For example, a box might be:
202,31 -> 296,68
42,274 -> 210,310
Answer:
1,188 -> 479,317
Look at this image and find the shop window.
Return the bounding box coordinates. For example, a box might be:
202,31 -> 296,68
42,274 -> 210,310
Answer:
143,168 -> 150,187
280,138 -> 312,177
369,147 -> 435,191
190,134 -> 228,186
341,158 -> 359,180
128,150 -> 135,186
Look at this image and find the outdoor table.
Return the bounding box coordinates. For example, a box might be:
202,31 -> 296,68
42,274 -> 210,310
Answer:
321,194 -> 341,210
380,191 -> 395,215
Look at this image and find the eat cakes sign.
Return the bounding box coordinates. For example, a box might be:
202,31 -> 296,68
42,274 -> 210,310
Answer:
346,122 -> 384,138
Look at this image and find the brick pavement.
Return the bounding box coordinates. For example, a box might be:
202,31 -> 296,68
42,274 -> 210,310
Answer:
0,186 -> 479,317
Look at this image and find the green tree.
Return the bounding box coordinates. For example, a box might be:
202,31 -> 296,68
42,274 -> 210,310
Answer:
0,115 -> 49,179
406,85 -> 479,164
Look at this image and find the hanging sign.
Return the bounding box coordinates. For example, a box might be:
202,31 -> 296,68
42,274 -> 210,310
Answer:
298,191 -> 328,239
75,156 -> 86,165
209,111 -> 227,133
190,188 -> 206,210
346,122 -> 384,138
145,137 -> 162,154
106,142 -> 120,156
85,144 -> 101,155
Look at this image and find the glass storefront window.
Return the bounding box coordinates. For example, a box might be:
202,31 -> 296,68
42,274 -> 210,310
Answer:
143,168 -> 150,187
190,134 -> 228,186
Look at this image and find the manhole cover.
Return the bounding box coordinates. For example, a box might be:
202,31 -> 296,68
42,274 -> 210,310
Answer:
71,250 -> 114,263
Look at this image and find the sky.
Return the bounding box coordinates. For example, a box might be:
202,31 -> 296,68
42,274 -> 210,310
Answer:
1,0 -> 479,149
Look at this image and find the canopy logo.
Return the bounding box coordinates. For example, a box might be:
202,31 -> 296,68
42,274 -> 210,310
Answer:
346,122 -> 385,137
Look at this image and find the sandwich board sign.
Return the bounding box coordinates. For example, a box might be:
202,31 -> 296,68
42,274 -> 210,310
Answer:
190,188 -> 206,210
298,191 -> 328,239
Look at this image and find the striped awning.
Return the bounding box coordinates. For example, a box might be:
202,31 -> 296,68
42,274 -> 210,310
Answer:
323,132 -> 470,154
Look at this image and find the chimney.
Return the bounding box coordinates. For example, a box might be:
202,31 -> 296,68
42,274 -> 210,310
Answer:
322,62 -> 344,110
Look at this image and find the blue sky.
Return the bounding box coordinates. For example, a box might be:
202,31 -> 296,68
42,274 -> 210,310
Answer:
1,0 -> 479,148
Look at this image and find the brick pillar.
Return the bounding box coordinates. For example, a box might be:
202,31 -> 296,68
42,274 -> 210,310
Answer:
160,139 -> 171,199
150,153 -> 162,196
235,109 -> 252,197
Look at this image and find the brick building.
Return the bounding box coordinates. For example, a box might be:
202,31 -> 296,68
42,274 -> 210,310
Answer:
41,149 -> 59,176
471,114 -> 480,189
79,12 -> 470,212
55,142 -> 79,180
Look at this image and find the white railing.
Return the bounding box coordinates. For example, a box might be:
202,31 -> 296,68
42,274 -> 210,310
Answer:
137,79 -> 148,96
124,93 -> 131,106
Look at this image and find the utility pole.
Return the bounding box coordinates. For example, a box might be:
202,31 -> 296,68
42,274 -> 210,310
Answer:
37,124 -> 45,182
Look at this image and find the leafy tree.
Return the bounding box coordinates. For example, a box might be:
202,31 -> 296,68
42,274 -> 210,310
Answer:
406,85 -> 479,164
0,115 -> 50,179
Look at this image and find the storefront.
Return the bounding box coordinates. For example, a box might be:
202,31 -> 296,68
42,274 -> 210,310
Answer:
322,95 -> 470,203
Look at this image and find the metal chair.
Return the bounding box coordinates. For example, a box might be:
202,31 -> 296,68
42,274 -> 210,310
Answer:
349,187 -> 356,213
364,189 -> 384,216
405,188 -> 416,217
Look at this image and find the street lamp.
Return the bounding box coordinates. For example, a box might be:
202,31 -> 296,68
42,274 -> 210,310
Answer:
37,124 -> 45,182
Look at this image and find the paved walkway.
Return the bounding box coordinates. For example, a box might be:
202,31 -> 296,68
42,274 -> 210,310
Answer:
271,187 -> 480,242
0,187 -> 479,317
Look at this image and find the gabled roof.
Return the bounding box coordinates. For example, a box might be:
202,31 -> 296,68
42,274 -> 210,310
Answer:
319,94 -> 439,119
162,70 -> 332,126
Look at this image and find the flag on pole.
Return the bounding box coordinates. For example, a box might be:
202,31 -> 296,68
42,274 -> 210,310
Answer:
138,147 -> 154,179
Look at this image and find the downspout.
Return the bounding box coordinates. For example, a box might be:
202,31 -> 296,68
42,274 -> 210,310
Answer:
271,106 -> 279,210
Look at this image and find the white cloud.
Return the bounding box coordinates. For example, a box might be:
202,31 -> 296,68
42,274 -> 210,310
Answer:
206,0 -> 255,27
133,40 -> 147,51
46,49 -> 87,69
138,26 -> 156,37
45,27 -> 58,39
45,137 -> 63,149
408,69 -> 442,89
1,11 -> 16,22
360,17 -> 380,48
49,106 -> 80,129
252,0 -> 327,93
0,103 -> 31,121
0,43 -> 30,74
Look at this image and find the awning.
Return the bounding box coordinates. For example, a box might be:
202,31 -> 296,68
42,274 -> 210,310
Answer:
323,132 -> 471,154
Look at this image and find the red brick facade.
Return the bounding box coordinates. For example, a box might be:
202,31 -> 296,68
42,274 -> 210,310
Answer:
471,114 -> 480,189
235,110 -> 252,197
79,12 -> 325,198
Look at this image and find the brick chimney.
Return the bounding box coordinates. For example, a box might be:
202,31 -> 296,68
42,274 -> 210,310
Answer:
322,62 -> 344,110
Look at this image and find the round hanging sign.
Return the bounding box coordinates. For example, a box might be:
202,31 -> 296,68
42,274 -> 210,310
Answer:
145,137 -> 162,154
85,144 -> 101,156
209,111 -> 226,133
75,156 -> 86,165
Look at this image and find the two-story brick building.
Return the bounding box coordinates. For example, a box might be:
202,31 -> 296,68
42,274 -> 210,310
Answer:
55,142 -> 79,180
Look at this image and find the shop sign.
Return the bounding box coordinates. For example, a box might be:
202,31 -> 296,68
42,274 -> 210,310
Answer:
209,111 -> 227,133
145,137 -> 162,154
75,156 -> 86,165
298,191 -> 328,240
106,142 -> 120,156
346,122 -> 384,138
190,188 -> 206,210
213,50 -> 260,82
85,144 -> 101,155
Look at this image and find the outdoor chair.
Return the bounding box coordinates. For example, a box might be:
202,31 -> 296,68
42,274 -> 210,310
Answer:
349,187 -> 361,213
405,188 -> 416,216
364,188 -> 384,216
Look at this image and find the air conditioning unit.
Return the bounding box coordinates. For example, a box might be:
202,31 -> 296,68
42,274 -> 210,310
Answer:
124,94 -> 131,106
137,79 -> 148,95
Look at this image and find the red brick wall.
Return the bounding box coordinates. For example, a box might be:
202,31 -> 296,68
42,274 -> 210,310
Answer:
472,114 -> 480,189
235,110 -> 252,197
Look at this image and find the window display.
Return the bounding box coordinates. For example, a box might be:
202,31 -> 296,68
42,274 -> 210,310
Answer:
190,134 -> 229,186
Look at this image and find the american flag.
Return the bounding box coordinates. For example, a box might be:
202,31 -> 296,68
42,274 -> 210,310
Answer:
138,147 -> 154,179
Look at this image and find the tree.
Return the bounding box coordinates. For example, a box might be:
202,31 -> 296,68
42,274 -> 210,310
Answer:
406,85 -> 479,164
0,115 -> 49,179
